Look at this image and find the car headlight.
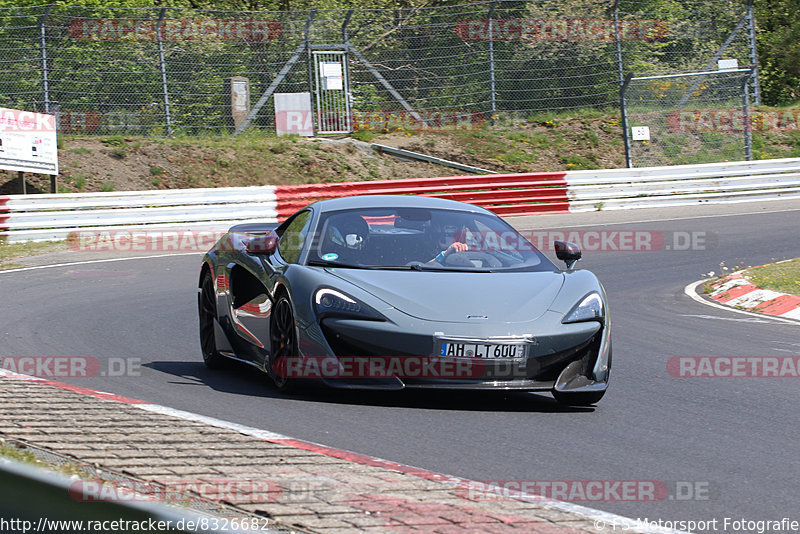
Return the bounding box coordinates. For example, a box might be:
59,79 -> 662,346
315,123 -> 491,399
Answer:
314,288 -> 383,320
562,292 -> 604,324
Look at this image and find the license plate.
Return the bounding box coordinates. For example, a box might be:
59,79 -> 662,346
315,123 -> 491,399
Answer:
439,342 -> 526,360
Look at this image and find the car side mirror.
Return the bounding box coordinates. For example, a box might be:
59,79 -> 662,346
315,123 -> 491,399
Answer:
233,232 -> 278,255
554,240 -> 581,269
247,232 -> 279,254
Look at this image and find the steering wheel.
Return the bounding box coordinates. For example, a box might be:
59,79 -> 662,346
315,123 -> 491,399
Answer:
442,251 -> 502,268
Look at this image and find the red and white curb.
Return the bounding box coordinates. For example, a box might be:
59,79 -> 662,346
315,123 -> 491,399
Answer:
706,270 -> 800,321
0,368 -> 686,534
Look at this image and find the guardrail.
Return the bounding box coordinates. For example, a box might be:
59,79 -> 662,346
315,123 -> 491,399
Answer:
1,158 -> 798,243
566,158 -> 800,211
0,457 -> 250,533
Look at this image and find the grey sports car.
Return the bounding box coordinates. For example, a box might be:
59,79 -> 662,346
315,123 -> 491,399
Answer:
198,195 -> 611,406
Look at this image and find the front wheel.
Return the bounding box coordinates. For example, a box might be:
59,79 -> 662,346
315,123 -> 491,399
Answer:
199,271 -> 228,369
553,389 -> 606,406
268,295 -> 299,392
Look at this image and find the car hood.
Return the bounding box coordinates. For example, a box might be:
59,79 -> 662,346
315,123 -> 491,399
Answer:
326,269 -> 565,323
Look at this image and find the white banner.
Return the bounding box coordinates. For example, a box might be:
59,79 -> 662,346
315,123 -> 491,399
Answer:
0,107 -> 59,175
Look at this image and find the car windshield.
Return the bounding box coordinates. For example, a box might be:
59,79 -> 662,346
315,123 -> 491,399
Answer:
308,207 -> 555,272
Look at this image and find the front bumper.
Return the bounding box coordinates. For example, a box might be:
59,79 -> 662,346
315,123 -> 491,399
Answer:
296,310 -> 610,392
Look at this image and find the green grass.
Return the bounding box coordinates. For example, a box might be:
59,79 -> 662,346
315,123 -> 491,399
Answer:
0,240 -> 67,264
744,258 -> 800,295
100,135 -> 127,147
351,130 -> 375,142
75,175 -> 87,191
0,443 -> 87,477
108,147 -> 127,159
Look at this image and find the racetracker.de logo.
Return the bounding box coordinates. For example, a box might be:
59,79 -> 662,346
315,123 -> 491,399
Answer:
69,479 -> 282,504
455,480 -> 669,502
67,230 -> 229,253
275,110 -> 487,133
455,18 -> 667,42
0,356 -> 141,378
667,356 -> 800,378
667,110 -> 800,133
68,18 -> 282,41
274,356 -> 495,379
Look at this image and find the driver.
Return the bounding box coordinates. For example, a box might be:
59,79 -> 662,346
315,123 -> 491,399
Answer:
429,229 -> 468,264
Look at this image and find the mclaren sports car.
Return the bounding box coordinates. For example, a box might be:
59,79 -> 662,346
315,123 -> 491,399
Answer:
198,195 -> 611,405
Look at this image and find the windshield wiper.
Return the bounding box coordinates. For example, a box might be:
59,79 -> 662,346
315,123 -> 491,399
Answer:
308,259 -> 492,272
307,259 -> 375,269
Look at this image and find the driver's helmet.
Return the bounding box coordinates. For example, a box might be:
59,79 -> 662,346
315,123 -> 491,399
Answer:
323,213 -> 369,255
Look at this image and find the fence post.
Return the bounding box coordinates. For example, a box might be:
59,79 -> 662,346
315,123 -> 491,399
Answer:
39,4 -> 53,113
156,8 -> 173,136
306,10 -> 317,135
613,0 -> 624,89
746,0 -> 761,105
620,73 -> 633,169
742,70 -> 754,161
487,0 -> 497,125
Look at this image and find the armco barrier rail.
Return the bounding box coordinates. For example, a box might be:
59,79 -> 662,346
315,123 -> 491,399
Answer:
0,457 -> 251,534
1,158 -> 798,243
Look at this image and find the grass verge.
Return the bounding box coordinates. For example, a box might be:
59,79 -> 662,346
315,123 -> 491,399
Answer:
744,258 -> 800,295
0,441 -> 86,478
0,240 -> 67,268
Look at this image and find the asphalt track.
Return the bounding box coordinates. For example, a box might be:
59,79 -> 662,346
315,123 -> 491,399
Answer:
2,200 -> 799,531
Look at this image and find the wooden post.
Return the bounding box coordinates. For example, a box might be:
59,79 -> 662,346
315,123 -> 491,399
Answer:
19,171 -> 26,194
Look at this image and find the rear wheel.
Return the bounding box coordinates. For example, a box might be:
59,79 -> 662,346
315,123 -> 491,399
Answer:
269,295 -> 299,392
199,271 -> 227,369
553,389 -> 606,406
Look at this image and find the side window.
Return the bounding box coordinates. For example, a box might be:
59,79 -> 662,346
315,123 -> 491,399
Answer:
278,211 -> 312,264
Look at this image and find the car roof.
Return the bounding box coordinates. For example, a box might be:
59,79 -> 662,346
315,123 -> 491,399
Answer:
309,194 -> 494,215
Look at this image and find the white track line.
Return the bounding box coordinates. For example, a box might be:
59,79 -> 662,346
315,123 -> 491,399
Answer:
0,252 -> 203,274
684,280 -> 800,326
514,207 -> 800,229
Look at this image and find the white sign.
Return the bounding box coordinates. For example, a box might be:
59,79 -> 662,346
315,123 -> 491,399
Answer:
718,59 -> 739,71
231,80 -> 249,112
321,62 -> 344,91
322,62 -> 342,78
0,107 -> 59,175
274,92 -> 314,137
631,126 -> 651,141
323,76 -> 344,90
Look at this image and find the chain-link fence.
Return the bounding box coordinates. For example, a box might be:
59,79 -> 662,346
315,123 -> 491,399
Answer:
0,1 -> 760,160
622,69 -> 755,167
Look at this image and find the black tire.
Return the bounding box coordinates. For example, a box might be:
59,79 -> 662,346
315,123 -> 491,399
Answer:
268,294 -> 299,392
199,270 -> 228,369
553,389 -> 606,406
